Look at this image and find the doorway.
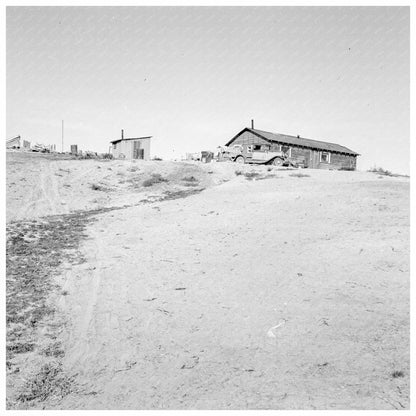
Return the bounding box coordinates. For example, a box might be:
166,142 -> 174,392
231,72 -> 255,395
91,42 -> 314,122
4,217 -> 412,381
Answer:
133,141 -> 144,159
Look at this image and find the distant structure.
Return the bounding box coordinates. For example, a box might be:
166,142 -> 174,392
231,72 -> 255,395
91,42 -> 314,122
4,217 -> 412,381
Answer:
70,145 -> 78,155
6,135 -> 31,150
225,125 -> 359,170
186,152 -> 201,161
110,130 -> 151,160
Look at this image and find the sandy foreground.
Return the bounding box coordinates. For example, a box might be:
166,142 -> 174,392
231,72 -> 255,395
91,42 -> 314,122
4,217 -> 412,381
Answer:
6,152 -> 410,409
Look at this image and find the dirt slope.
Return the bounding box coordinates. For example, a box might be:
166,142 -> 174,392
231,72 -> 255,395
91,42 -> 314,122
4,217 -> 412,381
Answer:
49,171 -> 409,409
6,153 -> 409,409
6,152 -> 236,222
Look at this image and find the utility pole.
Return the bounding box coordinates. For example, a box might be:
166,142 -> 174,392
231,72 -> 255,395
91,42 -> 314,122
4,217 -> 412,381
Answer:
61,120 -> 64,153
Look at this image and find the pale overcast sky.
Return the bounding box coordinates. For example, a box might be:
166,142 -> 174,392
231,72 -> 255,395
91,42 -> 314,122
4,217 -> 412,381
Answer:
7,6 -> 409,173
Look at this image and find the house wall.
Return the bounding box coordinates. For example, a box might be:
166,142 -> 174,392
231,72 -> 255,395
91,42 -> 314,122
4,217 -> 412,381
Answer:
112,138 -> 151,160
229,130 -> 270,158
228,132 -> 357,170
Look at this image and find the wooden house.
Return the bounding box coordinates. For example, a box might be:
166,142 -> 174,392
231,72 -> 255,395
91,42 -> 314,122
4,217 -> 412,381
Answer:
110,130 -> 151,160
226,127 -> 359,170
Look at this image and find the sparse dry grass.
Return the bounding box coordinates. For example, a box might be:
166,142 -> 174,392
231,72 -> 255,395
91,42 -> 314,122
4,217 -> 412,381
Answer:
368,167 -> 409,178
182,176 -> 200,187
6,211 -> 103,406
15,361 -> 74,404
243,171 -> 261,180
143,173 -> 168,187
289,172 -> 310,178
182,175 -> 198,182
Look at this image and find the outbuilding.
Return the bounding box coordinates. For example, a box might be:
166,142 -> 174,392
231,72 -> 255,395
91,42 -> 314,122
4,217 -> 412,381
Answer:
226,126 -> 359,170
6,135 -> 31,150
110,130 -> 151,160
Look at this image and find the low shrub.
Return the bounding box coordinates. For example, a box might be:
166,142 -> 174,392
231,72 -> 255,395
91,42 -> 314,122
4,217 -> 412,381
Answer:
182,176 -> 198,182
16,361 -> 73,403
289,173 -> 310,178
91,183 -> 103,191
368,166 -> 393,176
244,171 -> 261,179
142,173 -> 168,187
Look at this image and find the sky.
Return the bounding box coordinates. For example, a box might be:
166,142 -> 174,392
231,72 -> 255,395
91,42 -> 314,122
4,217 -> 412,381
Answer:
6,6 -> 410,173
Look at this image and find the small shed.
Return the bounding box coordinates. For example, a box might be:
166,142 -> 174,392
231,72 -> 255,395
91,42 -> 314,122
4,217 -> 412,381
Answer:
226,127 -> 359,170
110,130 -> 151,160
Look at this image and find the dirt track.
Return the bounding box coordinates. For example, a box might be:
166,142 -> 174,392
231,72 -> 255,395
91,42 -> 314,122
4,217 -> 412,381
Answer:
6,154 -> 409,409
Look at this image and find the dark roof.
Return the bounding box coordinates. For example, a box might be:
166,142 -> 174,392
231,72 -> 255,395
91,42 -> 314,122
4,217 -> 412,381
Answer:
226,128 -> 359,155
110,136 -> 152,144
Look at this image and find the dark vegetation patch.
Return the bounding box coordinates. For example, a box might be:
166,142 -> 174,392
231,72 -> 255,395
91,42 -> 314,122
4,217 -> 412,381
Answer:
368,167 -> 409,178
15,362 -> 74,404
160,188 -> 204,201
256,174 -> 278,181
91,183 -> 104,191
182,175 -> 198,182
243,171 -> 261,180
6,209 -> 109,406
181,176 -> 200,187
142,173 -> 169,187
391,370 -> 405,378
289,172 -> 310,178
41,342 -> 65,358
6,185 -> 206,406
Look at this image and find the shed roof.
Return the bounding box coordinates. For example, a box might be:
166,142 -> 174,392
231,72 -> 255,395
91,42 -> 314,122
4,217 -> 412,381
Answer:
226,128 -> 359,155
110,136 -> 152,144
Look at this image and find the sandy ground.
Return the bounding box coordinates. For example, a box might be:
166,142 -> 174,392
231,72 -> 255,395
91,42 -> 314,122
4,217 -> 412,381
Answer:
6,151 -> 235,223
6,152 -> 410,409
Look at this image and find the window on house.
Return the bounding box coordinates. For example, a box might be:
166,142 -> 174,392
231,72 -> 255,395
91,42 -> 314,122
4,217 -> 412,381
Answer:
113,143 -> 117,150
320,151 -> 331,163
281,145 -> 292,157
253,144 -> 261,151
247,145 -> 253,153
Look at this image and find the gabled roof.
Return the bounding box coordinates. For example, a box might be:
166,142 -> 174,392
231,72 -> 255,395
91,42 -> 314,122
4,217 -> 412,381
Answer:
6,135 -> 21,144
110,136 -> 152,144
226,128 -> 359,156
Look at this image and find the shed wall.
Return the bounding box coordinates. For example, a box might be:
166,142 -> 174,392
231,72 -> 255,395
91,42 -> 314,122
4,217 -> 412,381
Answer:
112,138 -> 151,160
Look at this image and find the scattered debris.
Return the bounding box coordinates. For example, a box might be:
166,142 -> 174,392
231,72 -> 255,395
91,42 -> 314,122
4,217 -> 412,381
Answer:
156,308 -> 171,315
180,356 -> 199,369
115,360 -> 137,373
267,320 -> 286,338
